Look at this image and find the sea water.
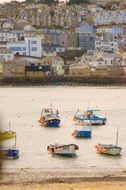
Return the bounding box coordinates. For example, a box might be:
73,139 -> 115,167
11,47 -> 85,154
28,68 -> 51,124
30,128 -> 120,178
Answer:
0,86 -> 126,171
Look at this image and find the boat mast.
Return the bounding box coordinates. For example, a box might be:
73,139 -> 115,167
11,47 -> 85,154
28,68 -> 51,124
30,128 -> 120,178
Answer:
15,133 -> 17,148
50,102 -> 53,113
116,130 -> 119,146
9,122 -> 11,131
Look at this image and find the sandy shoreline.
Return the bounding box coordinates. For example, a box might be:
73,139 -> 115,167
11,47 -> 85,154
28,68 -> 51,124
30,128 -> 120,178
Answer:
1,167 -> 126,184
1,182 -> 126,190
0,168 -> 126,189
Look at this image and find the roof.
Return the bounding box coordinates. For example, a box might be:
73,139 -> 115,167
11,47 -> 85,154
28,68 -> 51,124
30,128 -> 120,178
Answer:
96,57 -> 104,61
23,25 -> 36,31
120,52 -> 126,59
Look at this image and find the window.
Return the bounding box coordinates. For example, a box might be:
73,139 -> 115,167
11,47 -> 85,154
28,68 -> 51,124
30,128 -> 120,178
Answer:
23,47 -> 26,51
16,33 -> 20,37
31,41 -> 37,44
10,47 -> 22,51
31,47 -> 37,51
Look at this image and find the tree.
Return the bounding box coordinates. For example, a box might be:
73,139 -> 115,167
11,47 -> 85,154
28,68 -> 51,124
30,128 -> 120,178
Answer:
67,0 -> 90,5
25,0 -> 59,4
25,0 -> 34,3
35,0 -> 59,5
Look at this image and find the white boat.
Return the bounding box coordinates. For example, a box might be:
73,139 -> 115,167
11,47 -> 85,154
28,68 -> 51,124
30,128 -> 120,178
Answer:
47,143 -> 79,157
95,131 -> 122,156
95,144 -> 122,155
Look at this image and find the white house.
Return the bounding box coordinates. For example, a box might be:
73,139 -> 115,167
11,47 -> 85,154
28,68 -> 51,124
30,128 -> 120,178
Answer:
7,37 -> 43,57
25,37 -> 42,57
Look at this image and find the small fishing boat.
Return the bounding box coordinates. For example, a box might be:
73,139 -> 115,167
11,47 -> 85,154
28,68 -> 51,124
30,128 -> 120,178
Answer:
71,126 -> 92,138
47,143 -> 79,157
0,122 -> 16,141
95,144 -> 122,156
73,109 -> 107,125
1,134 -> 19,159
38,108 -> 60,127
95,131 -> 122,156
0,131 -> 16,141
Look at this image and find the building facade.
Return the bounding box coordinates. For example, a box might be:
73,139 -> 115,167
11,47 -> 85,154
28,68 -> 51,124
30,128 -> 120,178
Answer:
8,37 -> 43,57
78,34 -> 95,50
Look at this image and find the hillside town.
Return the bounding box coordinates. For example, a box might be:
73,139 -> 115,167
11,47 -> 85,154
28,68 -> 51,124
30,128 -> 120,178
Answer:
0,0 -> 126,83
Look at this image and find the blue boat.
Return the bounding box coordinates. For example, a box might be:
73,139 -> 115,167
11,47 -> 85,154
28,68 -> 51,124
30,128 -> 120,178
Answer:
72,126 -> 92,138
1,133 -> 19,159
38,108 -> 60,127
73,109 -> 107,125
2,148 -> 19,159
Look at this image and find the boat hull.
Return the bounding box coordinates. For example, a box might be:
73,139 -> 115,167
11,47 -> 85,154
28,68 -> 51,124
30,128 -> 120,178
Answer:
91,118 -> 106,125
0,132 -> 16,140
2,149 -> 19,159
46,119 -> 60,127
39,118 -> 60,127
95,144 -> 122,156
73,117 -> 106,125
72,130 -> 91,138
47,144 -> 78,157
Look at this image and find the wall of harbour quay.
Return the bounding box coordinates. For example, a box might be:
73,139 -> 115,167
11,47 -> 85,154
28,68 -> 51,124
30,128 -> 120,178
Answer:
0,76 -> 126,86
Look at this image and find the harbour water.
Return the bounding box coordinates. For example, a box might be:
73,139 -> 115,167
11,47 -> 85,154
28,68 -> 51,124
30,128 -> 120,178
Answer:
0,86 -> 126,171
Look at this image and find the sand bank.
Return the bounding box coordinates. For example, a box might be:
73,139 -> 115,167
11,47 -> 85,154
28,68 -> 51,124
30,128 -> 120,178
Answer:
1,168 -> 126,184
1,181 -> 126,190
